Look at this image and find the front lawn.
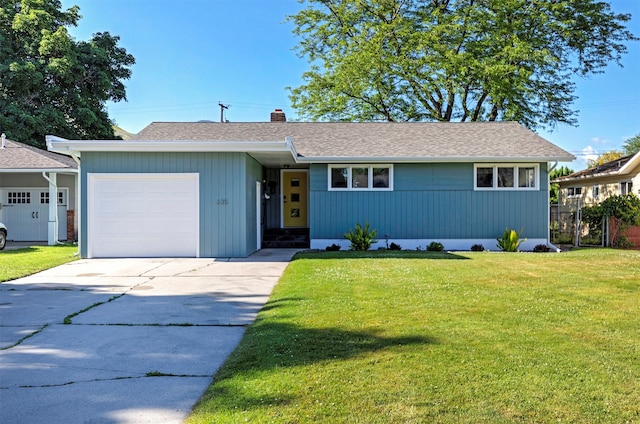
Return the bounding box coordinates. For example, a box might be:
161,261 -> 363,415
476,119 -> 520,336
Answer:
187,249 -> 640,423
0,244 -> 78,282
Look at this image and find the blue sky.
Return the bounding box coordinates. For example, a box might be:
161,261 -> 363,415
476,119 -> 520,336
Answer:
61,0 -> 639,170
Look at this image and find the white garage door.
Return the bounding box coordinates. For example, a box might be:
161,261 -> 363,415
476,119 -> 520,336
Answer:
88,173 -> 199,258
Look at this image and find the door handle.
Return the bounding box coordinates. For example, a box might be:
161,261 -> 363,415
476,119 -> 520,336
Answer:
32,211 -> 38,219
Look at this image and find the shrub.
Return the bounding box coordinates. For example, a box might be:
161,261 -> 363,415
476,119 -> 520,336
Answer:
427,241 -> 444,252
533,244 -> 551,252
344,222 -> 378,251
497,228 -> 525,252
325,243 -> 341,251
389,242 -> 402,251
470,244 -> 485,252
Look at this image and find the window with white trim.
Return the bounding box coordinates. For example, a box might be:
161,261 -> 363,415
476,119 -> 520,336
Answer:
8,191 -> 30,204
474,164 -> 539,190
328,165 -> 393,191
40,192 -> 65,205
620,181 -> 633,195
566,187 -> 582,197
592,185 -> 600,200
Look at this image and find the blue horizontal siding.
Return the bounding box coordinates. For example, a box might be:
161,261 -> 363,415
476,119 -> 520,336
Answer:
80,151 -> 257,257
309,163 -> 549,240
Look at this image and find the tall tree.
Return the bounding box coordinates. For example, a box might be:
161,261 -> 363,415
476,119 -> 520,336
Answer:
588,150 -> 623,167
549,165 -> 574,204
288,0 -> 636,129
0,0 -> 135,148
622,133 -> 640,156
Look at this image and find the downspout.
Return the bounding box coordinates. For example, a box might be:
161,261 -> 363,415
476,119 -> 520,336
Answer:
548,162 -> 559,251
68,149 -> 81,257
41,172 -> 62,245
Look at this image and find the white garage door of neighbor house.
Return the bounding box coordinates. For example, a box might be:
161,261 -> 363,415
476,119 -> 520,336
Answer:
88,173 -> 199,258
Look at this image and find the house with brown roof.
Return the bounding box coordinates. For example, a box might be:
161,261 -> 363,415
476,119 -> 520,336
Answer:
46,110 -> 574,258
552,151 -> 640,246
0,135 -> 78,245
553,152 -> 640,208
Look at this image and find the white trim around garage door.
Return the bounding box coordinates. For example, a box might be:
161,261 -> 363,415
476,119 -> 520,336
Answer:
87,173 -> 199,258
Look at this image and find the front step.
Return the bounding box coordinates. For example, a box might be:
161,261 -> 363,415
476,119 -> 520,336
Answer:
262,228 -> 310,249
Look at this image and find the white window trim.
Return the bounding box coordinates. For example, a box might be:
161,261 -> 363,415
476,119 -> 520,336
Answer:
474,164 -> 540,191
328,164 -> 394,191
620,181 -> 632,195
566,186 -> 583,197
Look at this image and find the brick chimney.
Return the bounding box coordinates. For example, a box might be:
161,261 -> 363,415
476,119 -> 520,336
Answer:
270,108 -> 286,122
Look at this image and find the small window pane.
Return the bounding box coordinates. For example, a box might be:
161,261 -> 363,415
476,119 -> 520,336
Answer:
498,167 -> 514,187
373,167 -> 389,188
352,167 -> 369,188
518,167 -> 535,188
575,187 -> 582,195
331,167 -> 348,188
476,167 -> 493,188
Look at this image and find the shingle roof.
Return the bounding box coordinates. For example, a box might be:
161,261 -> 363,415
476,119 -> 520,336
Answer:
133,121 -> 574,161
0,139 -> 78,170
553,152 -> 640,183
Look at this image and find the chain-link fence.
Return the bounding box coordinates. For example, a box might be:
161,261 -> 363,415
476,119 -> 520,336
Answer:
550,204 -> 605,247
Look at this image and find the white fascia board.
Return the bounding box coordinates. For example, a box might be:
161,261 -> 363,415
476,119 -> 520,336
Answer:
618,151 -> 640,174
0,168 -> 78,173
46,136 -> 296,156
296,155 -> 575,164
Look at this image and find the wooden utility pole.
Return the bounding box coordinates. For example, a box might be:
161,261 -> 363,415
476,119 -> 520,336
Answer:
218,102 -> 229,122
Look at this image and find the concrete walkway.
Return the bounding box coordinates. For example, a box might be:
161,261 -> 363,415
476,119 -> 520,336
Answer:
0,249 -> 298,424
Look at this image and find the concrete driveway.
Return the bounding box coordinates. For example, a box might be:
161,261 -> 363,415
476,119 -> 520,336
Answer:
0,249 -> 298,424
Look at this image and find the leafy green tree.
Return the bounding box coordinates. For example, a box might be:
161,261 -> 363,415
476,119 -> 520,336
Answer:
0,0 -> 135,148
622,133 -> 640,156
582,194 -> 640,247
549,165 -> 574,204
288,0 -> 636,129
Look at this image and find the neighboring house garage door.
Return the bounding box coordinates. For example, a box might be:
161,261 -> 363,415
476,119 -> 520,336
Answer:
1,189 -> 68,241
87,173 -> 199,258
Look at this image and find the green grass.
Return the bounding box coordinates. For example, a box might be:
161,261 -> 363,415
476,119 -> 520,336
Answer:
187,249 -> 640,423
0,244 -> 78,282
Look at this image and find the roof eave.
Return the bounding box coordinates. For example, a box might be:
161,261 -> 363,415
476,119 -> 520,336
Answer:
46,136 -> 297,157
296,155 -> 575,163
0,168 -> 78,173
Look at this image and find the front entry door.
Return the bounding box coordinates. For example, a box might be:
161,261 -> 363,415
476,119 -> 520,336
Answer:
282,170 -> 308,228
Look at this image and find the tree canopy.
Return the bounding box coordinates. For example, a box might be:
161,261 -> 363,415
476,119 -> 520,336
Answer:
587,150 -> 623,167
549,165 -> 574,204
0,0 -> 135,148
288,0 -> 636,129
622,133 -> 640,156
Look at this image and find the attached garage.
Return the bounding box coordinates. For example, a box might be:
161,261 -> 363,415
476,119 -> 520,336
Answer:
87,173 -> 199,258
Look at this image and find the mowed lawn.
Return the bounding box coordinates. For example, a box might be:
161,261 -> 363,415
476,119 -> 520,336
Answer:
0,245 -> 78,282
187,249 -> 640,423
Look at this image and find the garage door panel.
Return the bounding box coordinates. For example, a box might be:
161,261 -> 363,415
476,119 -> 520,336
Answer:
88,174 -> 199,258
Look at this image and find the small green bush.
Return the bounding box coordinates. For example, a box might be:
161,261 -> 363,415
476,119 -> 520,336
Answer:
325,243 -> 341,251
497,228 -> 525,252
427,241 -> 444,252
344,222 -> 378,251
470,244 -> 485,252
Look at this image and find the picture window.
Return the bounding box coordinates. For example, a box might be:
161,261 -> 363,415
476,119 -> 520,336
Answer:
474,164 -> 539,191
329,165 -> 393,191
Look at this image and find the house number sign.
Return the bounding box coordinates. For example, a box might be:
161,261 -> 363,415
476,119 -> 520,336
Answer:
217,198 -> 229,205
